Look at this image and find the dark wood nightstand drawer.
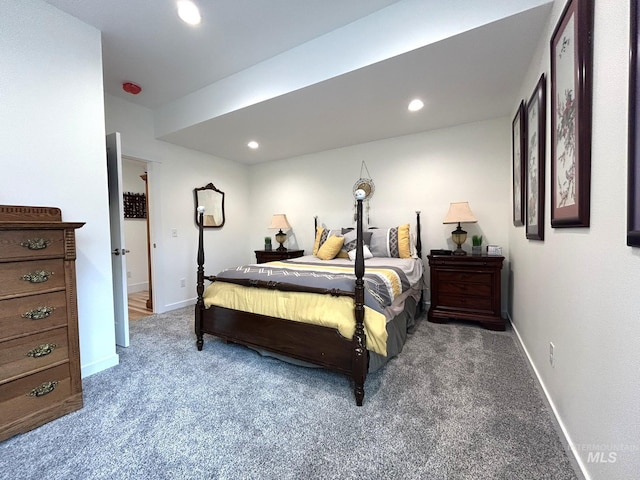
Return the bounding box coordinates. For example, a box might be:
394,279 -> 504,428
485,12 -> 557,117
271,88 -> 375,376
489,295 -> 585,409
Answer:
439,270 -> 492,285
255,249 -> 304,264
438,281 -> 492,297
439,294 -> 493,311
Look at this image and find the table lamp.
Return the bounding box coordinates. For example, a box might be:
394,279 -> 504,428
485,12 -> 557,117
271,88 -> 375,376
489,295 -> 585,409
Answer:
443,202 -> 477,256
269,214 -> 292,251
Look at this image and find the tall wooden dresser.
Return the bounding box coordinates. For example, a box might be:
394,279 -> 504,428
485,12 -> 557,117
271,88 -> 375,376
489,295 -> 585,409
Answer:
0,205 -> 84,442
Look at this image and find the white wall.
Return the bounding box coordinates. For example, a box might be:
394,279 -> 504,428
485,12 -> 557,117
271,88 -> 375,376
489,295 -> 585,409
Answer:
0,0 -> 118,376
104,95 -> 252,312
510,2 -> 640,479
122,159 -> 148,293
249,117 -> 511,306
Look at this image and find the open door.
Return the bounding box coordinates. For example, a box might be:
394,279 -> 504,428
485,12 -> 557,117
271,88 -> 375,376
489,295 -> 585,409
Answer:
106,132 -> 130,347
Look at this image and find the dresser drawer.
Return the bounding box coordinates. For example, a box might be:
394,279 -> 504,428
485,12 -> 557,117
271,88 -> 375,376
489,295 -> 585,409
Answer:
0,328 -> 69,382
439,294 -> 493,311
438,281 -> 492,297
0,259 -> 65,299
0,363 -> 72,426
0,291 -> 68,340
439,271 -> 492,286
0,230 -> 64,262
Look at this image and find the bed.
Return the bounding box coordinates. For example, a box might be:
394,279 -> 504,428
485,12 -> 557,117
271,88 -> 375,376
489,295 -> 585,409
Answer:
194,196 -> 424,405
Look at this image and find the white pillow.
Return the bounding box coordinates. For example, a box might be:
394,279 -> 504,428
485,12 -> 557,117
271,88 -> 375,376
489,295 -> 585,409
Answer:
348,245 -> 373,260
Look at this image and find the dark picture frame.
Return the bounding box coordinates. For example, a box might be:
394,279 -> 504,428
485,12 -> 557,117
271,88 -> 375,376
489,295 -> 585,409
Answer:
629,0 -> 640,247
512,101 -> 526,226
526,74 -> 546,241
550,0 -> 594,228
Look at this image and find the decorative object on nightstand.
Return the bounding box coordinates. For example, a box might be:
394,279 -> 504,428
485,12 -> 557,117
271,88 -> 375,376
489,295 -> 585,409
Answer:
268,214 -> 292,251
472,235 -> 483,255
443,201 -> 477,256
264,236 -> 272,251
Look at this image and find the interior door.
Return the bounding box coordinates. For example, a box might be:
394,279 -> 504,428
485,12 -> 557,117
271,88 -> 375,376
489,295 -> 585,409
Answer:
106,132 -> 130,347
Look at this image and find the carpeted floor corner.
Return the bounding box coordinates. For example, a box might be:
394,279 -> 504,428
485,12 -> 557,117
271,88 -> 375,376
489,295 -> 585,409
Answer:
0,307 -> 579,480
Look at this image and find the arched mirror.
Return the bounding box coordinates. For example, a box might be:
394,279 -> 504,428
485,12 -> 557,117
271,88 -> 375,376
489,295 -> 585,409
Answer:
194,183 -> 225,228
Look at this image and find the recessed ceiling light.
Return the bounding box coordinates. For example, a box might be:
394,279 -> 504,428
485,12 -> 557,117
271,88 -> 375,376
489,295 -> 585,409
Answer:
247,141 -> 259,149
408,99 -> 424,112
177,1 -> 201,25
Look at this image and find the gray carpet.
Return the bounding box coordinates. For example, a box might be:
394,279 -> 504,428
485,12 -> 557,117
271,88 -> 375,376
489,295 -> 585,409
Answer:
1,307 -> 579,480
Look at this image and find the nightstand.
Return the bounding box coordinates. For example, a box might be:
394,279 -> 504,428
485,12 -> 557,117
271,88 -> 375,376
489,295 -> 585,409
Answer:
427,254 -> 505,331
254,249 -> 304,264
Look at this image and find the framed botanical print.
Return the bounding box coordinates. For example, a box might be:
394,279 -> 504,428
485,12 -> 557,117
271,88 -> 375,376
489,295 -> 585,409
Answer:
512,101 -> 526,226
526,74 -> 546,241
629,0 -> 640,247
550,0 -> 594,227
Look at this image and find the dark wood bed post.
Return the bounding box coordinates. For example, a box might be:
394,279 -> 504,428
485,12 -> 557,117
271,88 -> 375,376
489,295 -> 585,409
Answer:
352,195 -> 367,406
195,206 -> 205,351
415,211 -> 422,259
415,210 -> 424,314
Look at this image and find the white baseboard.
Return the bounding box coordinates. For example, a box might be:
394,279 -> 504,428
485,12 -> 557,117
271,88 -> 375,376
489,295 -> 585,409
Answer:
127,282 -> 148,294
81,352 -> 119,378
509,317 -> 590,480
156,298 -> 196,314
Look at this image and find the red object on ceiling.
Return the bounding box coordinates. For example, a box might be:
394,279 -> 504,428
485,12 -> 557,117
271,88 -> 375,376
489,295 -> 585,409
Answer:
122,82 -> 142,95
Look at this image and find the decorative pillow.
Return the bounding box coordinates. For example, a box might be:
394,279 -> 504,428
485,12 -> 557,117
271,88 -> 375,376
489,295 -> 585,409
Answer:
316,235 -> 345,260
368,224 -> 412,258
312,227 -> 341,255
339,229 -> 372,257
347,245 -> 374,260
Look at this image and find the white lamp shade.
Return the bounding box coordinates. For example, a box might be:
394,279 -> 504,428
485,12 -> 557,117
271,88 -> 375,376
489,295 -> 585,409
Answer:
269,214 -> 292,230
443,202 -> 477,224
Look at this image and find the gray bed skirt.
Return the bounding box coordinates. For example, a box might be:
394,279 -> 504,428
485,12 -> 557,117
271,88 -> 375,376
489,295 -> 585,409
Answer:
254,295 -> 421,373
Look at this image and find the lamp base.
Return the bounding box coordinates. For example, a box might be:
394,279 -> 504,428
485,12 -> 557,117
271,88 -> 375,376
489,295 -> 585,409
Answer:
452,247 -> 467,256
275,230 -> 287,252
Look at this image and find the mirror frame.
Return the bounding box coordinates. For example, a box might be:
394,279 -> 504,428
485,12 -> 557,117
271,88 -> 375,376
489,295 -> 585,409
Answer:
194,183 -> 225,228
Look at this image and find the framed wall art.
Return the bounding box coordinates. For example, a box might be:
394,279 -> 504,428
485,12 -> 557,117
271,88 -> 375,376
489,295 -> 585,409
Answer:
550,0 -> 594,227
526,74 -> 546,241
512,100 -> 526,226
629,0 -> 640,247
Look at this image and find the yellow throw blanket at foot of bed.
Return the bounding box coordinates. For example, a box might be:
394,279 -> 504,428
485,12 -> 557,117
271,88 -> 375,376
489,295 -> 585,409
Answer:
203,282 -> 388,356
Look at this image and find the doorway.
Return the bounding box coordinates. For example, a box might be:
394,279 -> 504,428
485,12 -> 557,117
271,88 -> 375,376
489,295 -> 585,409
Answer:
121,157 -> 154,321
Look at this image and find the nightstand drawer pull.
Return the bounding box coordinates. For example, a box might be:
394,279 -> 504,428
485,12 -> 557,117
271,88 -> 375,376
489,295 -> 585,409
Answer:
22,306 -> 55,320
20,238 -> 51,250
20,270 -> 54,283
27,343 -> 57,358
28,381 -> 59,397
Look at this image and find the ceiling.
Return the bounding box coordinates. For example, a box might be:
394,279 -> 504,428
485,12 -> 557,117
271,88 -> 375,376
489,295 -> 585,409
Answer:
43,0 -> 552,164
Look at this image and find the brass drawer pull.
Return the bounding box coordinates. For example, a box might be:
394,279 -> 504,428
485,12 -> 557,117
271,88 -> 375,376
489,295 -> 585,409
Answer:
22,306 -> 55,320
28,381 -> 59,397
27,343 -> 57,358
20,270 -> 54,283
20,238 -> 51,250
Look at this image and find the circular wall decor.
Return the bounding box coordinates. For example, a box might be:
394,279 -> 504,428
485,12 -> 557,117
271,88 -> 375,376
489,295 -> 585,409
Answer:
353,178 -> 375,200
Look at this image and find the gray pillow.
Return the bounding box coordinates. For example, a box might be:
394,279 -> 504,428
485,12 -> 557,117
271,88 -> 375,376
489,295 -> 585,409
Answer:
342,229 -> 372,252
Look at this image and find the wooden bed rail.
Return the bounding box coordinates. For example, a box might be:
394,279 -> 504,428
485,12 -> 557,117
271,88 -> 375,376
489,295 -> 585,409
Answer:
206,276 -> 356,298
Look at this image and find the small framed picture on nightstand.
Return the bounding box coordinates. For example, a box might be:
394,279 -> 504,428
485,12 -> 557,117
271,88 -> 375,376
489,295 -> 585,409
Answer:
487,245 -> 502,256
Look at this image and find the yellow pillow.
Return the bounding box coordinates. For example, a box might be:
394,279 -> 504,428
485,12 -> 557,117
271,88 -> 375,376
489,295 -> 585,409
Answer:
316,235 -> 345,260
398,223 -> 411,258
